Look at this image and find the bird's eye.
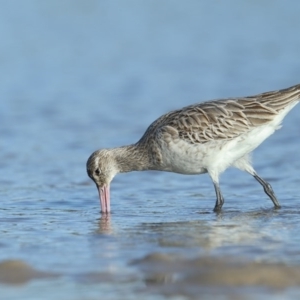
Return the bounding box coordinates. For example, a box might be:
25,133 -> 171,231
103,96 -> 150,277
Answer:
95,169 -> 101,176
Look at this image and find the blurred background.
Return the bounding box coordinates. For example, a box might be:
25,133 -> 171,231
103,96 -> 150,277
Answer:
1,1 -> 300,299
1,0 -> 300,186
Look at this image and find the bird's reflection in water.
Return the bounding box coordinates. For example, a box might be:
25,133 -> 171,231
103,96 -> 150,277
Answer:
96,214 -> 113,235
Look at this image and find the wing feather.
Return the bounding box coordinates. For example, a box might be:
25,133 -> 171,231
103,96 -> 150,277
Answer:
138,83 -> 300,145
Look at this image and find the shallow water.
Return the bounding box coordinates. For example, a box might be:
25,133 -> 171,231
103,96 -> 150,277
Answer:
1,1 -> 300,299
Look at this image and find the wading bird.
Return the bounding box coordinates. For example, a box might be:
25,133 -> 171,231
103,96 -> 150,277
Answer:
87,83 -> 300,213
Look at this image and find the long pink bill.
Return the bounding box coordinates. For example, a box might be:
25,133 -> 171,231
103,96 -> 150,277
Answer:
98,185 -> 111,213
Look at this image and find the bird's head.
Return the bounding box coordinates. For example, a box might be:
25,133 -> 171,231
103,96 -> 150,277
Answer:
86,149 -> 119,213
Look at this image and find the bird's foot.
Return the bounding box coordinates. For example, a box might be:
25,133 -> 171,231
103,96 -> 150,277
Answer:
213,205 -> 223,212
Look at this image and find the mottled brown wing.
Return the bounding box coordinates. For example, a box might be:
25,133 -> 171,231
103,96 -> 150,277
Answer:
139,83 -> 300,145
164,99 -> 275,144
164,84 -> 300,144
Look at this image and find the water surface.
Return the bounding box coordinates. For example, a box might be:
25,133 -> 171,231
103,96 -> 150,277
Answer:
1,1 -> 300,299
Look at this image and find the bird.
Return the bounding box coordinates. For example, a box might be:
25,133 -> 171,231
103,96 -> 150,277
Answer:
87,83 -> 300,213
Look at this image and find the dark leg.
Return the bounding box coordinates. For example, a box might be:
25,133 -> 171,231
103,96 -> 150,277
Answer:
253,173 -> 281,208
213,181 -> 225,212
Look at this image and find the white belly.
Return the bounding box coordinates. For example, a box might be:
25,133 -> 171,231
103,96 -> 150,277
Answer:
156,101 -> 297,175
158,139 -> 209,174
158,123 -> 279,175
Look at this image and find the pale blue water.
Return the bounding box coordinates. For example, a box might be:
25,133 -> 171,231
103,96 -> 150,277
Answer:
1,1 -> 300,299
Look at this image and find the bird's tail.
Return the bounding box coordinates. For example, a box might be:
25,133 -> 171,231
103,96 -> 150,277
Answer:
254,83 -> 300,112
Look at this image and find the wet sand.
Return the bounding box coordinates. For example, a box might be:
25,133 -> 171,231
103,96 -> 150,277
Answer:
134,253 -> 300,297
0,260 -> 57,285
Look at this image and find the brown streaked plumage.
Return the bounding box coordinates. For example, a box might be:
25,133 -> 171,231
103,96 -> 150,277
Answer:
87,83 -> 300,213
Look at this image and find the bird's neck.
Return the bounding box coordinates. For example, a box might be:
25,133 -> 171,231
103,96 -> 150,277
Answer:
113,144 -> 151,173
